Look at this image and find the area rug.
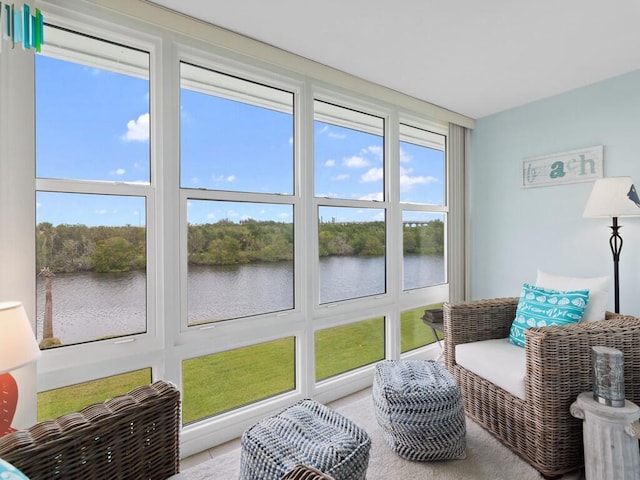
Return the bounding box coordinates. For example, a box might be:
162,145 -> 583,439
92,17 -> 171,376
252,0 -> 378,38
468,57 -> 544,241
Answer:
181,388 -> 583,480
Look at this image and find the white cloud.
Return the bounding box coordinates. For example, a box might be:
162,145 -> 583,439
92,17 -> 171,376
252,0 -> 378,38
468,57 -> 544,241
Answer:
324,159 -> 336,167
84,66 -> 101,76
331,174 -> 350,181
211,174 -> 236,183
95,209 -> 108,215
343,156 -> 370,168
400,171 -> 438,191
110,168 -> 126,176
400,148 -> 413,163
316,191 -> 340,198
317,125 -> 346,139
122,113 -> 150,142
278,212 -> 290,219
363,145 -> 383,160
358,192 -> 384,201
361,167 -> 383,183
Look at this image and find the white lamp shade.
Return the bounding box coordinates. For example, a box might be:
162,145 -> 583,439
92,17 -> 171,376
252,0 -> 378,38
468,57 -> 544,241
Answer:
0,301 -> 41,374
583,177 -> 640,218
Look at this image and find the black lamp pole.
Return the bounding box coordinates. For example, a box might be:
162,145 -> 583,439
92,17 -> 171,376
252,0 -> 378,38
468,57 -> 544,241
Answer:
608,216 -> 623,313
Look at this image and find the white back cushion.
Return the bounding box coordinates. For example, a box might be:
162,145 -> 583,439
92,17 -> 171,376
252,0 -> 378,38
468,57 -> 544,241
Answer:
535,269 -> 610,322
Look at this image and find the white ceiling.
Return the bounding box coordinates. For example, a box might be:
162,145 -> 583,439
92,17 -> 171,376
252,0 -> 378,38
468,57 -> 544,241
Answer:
150,0 -> 640,119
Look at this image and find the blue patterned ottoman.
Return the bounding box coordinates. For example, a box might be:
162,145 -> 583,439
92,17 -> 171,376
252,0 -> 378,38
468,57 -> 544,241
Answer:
373,359 -> 466,461
239,399 -> 371,480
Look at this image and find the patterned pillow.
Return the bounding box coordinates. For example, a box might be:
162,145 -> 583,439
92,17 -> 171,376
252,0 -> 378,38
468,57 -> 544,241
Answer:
508,283 -> 589,347
0,458 -> 29,479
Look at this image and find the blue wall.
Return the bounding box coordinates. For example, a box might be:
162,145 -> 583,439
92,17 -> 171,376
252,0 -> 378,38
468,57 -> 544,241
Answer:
468,69 -> 640,316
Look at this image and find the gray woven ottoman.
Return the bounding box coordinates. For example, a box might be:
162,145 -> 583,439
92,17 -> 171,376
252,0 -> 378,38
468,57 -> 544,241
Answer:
373,359 -> 466,461
239,399 -> 371,480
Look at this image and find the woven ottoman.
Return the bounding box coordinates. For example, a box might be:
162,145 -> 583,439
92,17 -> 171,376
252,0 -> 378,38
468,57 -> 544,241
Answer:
373,359 -> 466,461
239,399 -> 371,480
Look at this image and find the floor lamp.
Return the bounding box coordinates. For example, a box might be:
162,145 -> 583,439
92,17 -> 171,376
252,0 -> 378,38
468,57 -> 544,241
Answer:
583,177 -> 640,313
0,302 -> 41,437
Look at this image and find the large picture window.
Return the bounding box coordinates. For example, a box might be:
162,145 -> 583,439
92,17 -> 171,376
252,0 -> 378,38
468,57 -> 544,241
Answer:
1,2 -> 463,455
35,25 -> 151,348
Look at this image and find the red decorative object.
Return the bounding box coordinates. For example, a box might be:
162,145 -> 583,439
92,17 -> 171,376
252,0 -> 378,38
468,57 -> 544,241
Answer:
0,372 -> 18,437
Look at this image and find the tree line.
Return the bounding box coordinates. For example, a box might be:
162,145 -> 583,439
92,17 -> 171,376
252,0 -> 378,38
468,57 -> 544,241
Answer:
36,219 -> 444,273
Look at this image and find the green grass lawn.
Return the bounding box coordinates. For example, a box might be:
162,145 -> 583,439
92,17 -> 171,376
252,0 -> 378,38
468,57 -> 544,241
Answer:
38,303 -> 442,423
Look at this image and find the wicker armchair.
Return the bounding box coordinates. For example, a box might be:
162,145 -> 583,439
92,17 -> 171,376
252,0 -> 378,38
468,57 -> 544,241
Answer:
0,380 -> 181,480
444,297 -> 640,479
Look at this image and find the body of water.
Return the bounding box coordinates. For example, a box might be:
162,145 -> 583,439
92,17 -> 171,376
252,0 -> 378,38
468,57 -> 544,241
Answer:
36,255 -> 444,345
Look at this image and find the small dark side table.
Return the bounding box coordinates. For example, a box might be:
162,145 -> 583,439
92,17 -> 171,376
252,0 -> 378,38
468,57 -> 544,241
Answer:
421,308 -> 444,356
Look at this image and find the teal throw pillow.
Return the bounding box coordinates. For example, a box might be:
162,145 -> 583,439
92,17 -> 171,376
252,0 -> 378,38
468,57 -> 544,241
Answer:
0,458 -> 29,479
508,283 -> 589,347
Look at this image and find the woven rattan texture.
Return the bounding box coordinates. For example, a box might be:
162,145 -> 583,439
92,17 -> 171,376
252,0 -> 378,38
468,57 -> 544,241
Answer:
444,297 -> 640,478
373,359 -> 466,461
239,399 -> 370,480
0,380 -> 181,480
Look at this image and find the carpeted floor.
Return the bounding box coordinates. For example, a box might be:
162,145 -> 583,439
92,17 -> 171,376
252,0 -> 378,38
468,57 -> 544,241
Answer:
181,388 -> 584,480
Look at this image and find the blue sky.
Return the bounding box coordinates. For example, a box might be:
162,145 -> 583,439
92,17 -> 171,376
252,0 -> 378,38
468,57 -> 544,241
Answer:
35,51 -> 444,228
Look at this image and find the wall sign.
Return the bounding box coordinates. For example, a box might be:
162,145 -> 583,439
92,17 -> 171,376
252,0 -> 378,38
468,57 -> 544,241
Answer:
521,145 -> 603,188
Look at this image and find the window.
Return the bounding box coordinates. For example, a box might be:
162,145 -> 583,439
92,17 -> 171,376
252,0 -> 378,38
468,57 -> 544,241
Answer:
35,25 -> 151,348
399,124 -> 447,291
182,337 -> 295,424
315,317 -> 385,381
399,124 -> 445,205
38,368 -> 151,421
402,211 -> 445,290
315,101 -> 386,304
1,1 -> 464,455
318,206 -> 386,304
186,200 -> 294,324
180,62 -> 296,327
400,303 -> 443,353
180,62 -> 294,194
314,101 -> 384,200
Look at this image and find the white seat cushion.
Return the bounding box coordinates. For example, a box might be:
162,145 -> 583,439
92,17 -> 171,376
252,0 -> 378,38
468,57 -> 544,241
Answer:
455,338 -> 526,400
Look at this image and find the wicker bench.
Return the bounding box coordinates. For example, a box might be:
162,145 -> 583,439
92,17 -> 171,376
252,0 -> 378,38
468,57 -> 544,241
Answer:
0,380 -> 181,480
239,398 -> 371,480
373,359 -> 466,461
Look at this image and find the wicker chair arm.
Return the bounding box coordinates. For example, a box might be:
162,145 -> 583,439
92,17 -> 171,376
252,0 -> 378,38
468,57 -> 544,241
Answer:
524,313 -> 640,410
444,297 -> 519,368
0,380 -> 181,480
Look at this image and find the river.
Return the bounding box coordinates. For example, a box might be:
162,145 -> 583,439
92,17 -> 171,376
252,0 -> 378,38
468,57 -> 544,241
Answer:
36,254 -> 444,345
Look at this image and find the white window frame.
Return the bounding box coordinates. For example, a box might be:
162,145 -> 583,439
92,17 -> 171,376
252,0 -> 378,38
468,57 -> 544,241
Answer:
28,7 -> 164,391
0,0 -> 470,456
